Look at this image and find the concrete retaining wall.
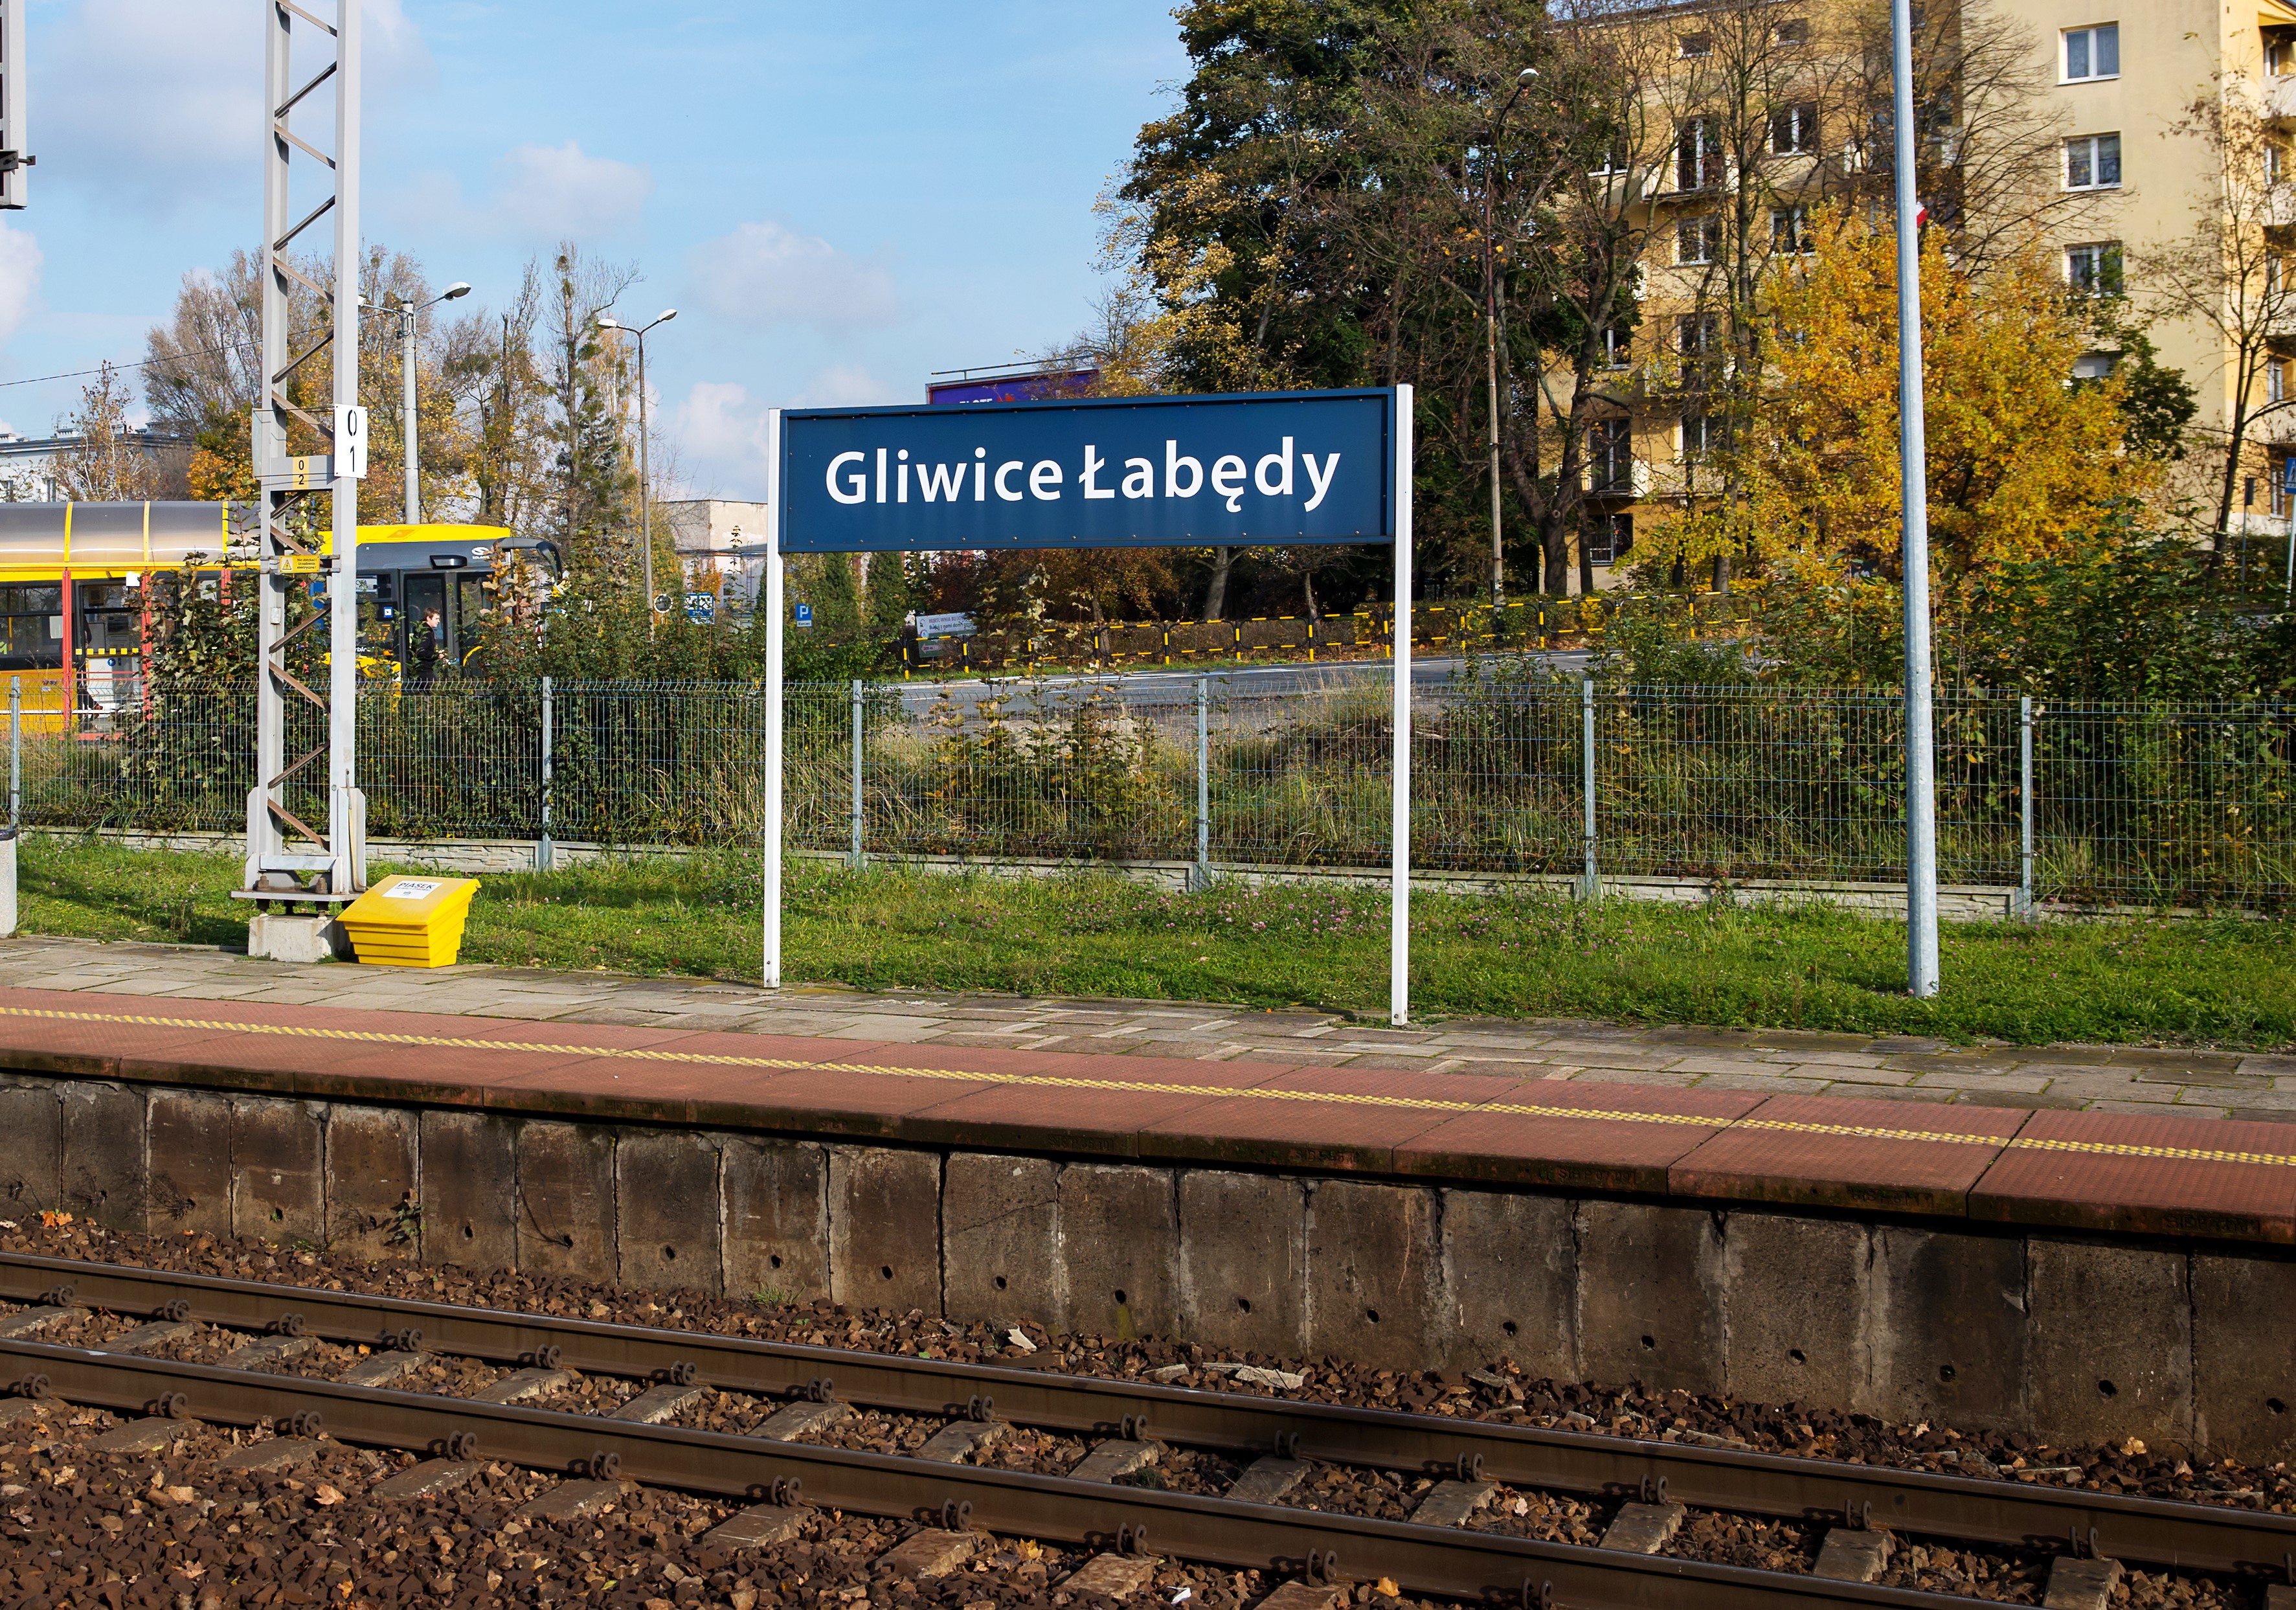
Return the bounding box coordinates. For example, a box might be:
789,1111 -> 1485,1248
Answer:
2,1067 -> 2287,1461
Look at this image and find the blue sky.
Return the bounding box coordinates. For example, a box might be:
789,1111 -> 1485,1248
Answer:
0,0 -> 1191,497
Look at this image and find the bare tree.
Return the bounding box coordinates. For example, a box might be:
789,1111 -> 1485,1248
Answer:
142,252 -> 289,441
2143,79 -> 2296,544
54,363 -> 166,500
1822,0 -> 2099,271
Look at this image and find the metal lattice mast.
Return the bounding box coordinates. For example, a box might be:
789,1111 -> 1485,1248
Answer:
245,0 -> 366,904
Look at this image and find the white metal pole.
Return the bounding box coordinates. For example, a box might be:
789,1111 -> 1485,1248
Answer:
538,674 -> 553,873
327,0 -> 363,896
1581,677 -> 1598,900
850,677 -> 864,869
763,408 -> 785,989
2018,694 -> 2034,919
640,333 -> 655,639
402,304 -> 419,526
1195,674 -> 1210,892
1891,0 -> 1939,997
1390,383 -> 1415,1028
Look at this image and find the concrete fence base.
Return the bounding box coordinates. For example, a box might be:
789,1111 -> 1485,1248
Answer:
2,1068 -> 2287,1462
53,827 -> 2053,920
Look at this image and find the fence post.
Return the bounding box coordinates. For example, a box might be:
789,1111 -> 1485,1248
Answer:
1581,677 -> 1599,901
2018,694 -> 2034,920
1195,675 -> 1210,892
7,676 -> 17,832
537,676 -> 554,872
851,678 -> 866,870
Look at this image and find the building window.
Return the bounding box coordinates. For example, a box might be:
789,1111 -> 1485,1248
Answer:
1677,214 -> 1719,264
1590,132 -> 1629,176
1588,512 -> 1634,567
1587,419 -> 1633,493
2062,24 -> 2119,82
2269,357 -> 2293,406
1770,101 -> 1819,155
1678,313 -> 1725,385
1678,32 -> 1713,58
1677,313 -> 1722,354
1599,325 -> 1632,368
2071,350 -> 2119,381
1772,204 -> 1815,254
2269,36 -> 2295,76
2271,141 -> 2291,185
2065,242 -> 2123,294
1677,119 -> 1719,190
1681,410 -> 1722,457
1775,18 -> 1810,47
2064,133 -> 2121,190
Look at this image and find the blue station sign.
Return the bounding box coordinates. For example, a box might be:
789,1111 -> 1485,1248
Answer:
778,389 -> 1398,554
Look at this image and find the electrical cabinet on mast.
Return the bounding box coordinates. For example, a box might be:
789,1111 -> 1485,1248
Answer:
0,0 -> 30,209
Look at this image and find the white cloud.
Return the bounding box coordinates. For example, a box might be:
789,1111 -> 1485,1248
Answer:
688,222 -> 897,334
0,223 -> 42,342
675,381 -> 769,465
491,142 -> 652,240
798,364 -> 899,407
39,0 -> 429,214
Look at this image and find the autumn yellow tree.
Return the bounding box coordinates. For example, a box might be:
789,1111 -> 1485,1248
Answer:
1656,211 -> 2157,600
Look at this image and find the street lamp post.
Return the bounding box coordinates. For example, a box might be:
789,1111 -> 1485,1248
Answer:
1889,0 -> 1939,997
395,282 -> 470,525
598,309 -> 678,635
1483,67 -> 1536,604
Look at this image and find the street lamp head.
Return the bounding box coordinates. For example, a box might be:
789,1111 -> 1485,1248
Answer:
655,309 -> 679,326
442,282 -> 472,301
594,315 -> 621,330
1518,67 -> 1538,82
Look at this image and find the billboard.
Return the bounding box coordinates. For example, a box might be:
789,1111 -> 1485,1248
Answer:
927,368 -> 1097,406
778,389 -> 1397,554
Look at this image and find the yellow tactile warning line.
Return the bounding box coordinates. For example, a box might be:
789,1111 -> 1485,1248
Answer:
7,1003 -> 2293,1172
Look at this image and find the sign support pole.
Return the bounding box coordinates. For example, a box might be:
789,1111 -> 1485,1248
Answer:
1390,383 -> 1413,1028
1891,0 -> 1939,998
763,407 -> 785,990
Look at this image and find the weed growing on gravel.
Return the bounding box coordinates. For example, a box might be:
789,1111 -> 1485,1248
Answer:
12,833 -> 2293,1048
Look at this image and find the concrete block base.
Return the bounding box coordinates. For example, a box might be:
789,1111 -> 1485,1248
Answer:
9,1063 -> 2296,1463
246,914 -> 351,964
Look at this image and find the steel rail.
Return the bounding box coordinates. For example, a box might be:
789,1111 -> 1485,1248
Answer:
3,1253 -> 2290,1577
0,1337 -> 1973,1610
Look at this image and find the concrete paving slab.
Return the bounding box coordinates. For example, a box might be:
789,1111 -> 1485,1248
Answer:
1064,1554 -> 1159,1596
704,1505 -> 809,1548
879,1529 -> 980,1579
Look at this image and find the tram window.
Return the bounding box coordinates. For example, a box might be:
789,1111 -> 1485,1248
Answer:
78,583 -> 141,656
0,583 -> 63,669
455,577 -> 487,652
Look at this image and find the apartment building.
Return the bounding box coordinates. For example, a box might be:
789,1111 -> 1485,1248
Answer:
1577,0 -> 2282,584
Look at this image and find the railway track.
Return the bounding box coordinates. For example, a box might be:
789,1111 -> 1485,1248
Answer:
1,1250 -> 2289,1609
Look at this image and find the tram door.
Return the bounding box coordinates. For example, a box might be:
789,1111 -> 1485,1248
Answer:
402,574 -> 451,687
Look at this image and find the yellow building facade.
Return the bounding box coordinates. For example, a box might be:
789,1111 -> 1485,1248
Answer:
1573,0 -> 2294,586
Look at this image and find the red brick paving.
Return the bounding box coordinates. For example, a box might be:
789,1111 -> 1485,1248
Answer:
1667,1094 -> 2028,1216
1968,1109 -> 2296,1244
1393,1084 -> 1761,1194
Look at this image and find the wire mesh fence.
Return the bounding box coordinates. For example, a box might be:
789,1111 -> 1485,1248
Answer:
8,668 -> 2291,910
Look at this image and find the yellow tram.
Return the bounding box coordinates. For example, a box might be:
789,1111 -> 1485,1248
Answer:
0,502 -> 538,727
